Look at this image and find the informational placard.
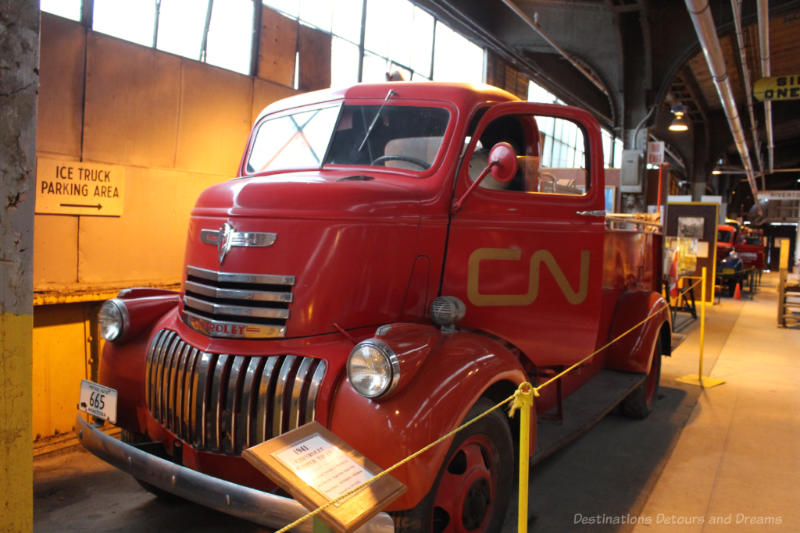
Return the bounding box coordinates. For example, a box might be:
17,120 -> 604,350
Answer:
36,157 -> 125,216
243,422 -> 406,533
272,433 -> 374,503
666,202 -> 719,303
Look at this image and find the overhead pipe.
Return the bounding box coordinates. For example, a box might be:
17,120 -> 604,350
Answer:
757,0 -> 775,174
731,0 -> 765,180
498,0 -> 610,97
684,0 -> 760,206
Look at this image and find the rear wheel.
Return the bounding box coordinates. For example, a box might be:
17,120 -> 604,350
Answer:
393,399 -> 514,533
620,342 -> 661,419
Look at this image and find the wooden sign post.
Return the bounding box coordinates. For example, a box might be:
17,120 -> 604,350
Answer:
243,422 -> 406,532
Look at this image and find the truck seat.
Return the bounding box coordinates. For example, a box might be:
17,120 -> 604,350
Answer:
383,136 -> 443,170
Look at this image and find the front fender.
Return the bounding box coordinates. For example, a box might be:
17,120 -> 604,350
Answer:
98,296 -> 179,432
606,290 -> 670,373
328,329 -> 528,510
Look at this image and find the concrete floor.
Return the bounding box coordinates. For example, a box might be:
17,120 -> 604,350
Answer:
33,273 -> 799,532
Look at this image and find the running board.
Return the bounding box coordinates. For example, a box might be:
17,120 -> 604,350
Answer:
533,369 -> 646,464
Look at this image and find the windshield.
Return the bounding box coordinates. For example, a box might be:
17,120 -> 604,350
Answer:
717,230 -> 734,243
740,235 -> 762,245
245,104 -> 450,175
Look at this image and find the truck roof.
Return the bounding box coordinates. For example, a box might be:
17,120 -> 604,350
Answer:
254,82 -> 519,122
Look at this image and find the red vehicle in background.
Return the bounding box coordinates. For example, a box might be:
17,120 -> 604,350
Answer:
717,224 -> 737,262
76,82 -> 670,532
735,227 -> 766,271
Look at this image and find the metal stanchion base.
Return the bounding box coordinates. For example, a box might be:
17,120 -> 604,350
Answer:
675,374 -> 725,388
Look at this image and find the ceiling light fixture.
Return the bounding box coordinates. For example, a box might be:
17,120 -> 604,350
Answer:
668,105 -> 689,132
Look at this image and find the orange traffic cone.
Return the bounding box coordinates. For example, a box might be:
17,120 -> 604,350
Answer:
733,282 -> 742,300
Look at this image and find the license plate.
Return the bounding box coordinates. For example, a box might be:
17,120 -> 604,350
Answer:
722,268 -> 735,274
79,379 -> 118,424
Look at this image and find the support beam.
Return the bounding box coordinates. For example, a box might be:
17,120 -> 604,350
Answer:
0,1 -> 38,531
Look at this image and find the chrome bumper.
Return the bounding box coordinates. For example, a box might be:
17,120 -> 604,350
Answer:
75,415 -> 395,533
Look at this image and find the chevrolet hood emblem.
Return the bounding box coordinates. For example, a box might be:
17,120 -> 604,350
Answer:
200,223 -> 276,265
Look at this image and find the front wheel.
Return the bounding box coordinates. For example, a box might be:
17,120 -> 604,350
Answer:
393,399 -> 514,533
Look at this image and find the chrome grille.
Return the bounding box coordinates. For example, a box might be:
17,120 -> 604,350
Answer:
146,329 -> 326,454
182,265 -> 295,339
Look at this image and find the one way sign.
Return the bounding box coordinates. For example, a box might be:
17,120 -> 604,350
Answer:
36,157 -> 125,216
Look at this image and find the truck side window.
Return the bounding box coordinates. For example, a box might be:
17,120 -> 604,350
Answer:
468,113 -> 589,196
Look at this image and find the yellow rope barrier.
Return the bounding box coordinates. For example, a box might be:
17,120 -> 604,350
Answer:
274,302 -> 671,533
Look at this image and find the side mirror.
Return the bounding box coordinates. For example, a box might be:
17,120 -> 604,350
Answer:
451,142 -> 518,214
487,142 -> 518,183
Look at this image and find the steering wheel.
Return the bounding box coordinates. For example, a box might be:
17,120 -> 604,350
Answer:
371,154 -> 429,169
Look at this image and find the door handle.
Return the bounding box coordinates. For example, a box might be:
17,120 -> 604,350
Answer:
576,210 -> 606,217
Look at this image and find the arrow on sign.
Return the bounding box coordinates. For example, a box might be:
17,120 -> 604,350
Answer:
60,203 -> 102,210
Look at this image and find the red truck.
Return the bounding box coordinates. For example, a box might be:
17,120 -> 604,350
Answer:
735,227 -> 766,271
78,82 -> 670,533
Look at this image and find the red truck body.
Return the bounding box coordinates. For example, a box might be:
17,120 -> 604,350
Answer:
735,227 -> 766,270
82,82 -> 670,532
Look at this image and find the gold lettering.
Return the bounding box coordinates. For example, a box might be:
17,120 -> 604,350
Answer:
467,247 -> 590,306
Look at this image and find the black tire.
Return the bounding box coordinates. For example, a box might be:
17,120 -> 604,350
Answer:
121,430 -> 184,501
620,343 -> 661,419
393,399 -> 514,533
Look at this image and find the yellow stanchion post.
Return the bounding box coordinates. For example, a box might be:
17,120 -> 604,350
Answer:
699,266 -> 706,377
515,383 -> 534,533
677,267 -> 725,388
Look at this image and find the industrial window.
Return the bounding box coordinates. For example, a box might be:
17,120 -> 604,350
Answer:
205,0 -> 253,74
40,0 -> 81,21
42,0 -> 486,84
364,0 -> 435,81
433,22 -> 484,83
331,0 -> 364,43
92,0 -> 156,47
331,37 -> 360,87
155,0 -> 207,61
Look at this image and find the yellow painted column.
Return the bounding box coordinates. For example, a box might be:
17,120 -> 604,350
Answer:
0,0 -> 38,530
1,315 -> 34,531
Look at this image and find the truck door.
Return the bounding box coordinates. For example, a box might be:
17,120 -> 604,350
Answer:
442,102 -> 606,367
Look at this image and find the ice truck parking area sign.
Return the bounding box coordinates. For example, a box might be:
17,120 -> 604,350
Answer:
36,157 -> 125,216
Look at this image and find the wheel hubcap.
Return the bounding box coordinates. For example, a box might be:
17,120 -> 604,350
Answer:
432,435 -> 495,532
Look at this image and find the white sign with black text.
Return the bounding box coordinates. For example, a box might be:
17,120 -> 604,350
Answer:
36,157 -> 125,216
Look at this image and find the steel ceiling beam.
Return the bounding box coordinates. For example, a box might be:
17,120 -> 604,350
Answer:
498,0 -> 610,97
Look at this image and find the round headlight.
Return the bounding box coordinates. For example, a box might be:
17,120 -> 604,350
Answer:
347,340 -> 400,399
98,299 -> 129,342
